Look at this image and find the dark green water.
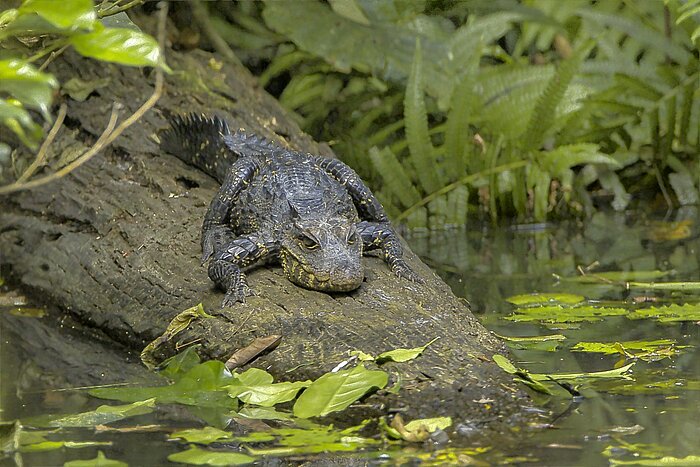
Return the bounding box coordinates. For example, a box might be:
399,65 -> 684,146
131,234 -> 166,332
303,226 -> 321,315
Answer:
2,211 -> 699,465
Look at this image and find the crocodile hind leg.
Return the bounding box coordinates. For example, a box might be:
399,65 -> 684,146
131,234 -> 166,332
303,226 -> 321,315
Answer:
356,221 -> 424,283
314,157 -> 389,223
208,232 -> 277,307
201,158 -> 260,263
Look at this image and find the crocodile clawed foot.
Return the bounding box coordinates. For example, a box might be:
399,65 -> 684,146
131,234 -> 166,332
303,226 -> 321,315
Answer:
221,283 -> 256,308
392,261 -> 425,284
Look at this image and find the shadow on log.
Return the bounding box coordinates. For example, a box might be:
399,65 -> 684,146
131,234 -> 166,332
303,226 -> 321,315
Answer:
0,45 -> 536,435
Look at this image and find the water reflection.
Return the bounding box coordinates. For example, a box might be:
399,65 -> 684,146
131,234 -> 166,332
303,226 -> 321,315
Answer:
407,210 -> 700,464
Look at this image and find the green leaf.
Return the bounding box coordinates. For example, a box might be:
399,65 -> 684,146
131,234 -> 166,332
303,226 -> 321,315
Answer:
63,451 -> 127,467
0,98 -> 43,148
498,334 -> 567,352
235,406 -> 293,421
227,381 -> 310,407
609,455 -> 700,466
628,303 -> 700,322
159,346 -> 201,380
506,293 -> 585,306
169,426 -> 233,445
0,59 -> 58,119
168,446 -> 255,466
18,0 -> 95,30
376,337 -> 438,363
403,416 -> 452,433
27,399 -> 155,428
20,440 -> 111,453
233,368 -> 274,386
293,364 -> 388,418
404,39 -> 441,194
70,25 -> 161,67
506,304 -> 628,323
90,361 -> 237,409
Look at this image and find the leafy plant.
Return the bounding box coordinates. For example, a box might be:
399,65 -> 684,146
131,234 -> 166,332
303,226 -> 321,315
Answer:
212,0 -> 700,227
0,0 -> 163,188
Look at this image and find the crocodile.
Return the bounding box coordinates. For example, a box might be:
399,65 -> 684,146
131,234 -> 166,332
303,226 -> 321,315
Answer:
160,114 -> 422,307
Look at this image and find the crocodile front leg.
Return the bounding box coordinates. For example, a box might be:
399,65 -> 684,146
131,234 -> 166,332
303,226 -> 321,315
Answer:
201,158 -> 260,262
208,232 -> 277,307
356,221 -> 423,283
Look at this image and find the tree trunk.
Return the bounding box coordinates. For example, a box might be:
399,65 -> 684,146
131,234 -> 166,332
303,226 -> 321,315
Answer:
0,47 -> 534,434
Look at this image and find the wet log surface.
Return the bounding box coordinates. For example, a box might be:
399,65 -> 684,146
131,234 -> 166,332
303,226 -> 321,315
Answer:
0,46 -> 535,435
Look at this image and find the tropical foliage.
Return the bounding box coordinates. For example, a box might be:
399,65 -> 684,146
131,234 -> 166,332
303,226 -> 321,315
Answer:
209,0 -> 700,227
0,0 -> 161,185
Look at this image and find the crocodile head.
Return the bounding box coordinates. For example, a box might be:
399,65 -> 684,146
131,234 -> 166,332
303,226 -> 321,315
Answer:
279,216 -> 363,292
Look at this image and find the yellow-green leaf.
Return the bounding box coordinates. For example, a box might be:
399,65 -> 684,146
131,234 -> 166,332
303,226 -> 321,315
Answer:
70,25 -> 161,67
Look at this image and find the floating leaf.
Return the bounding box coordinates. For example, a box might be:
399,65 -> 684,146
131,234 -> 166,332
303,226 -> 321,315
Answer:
18,0 -> 95,30
626,282 -> 700,291
506,293 -> 584,306
506,304 -> 628,323
26,399 -> 155,428
91,361 -> 237,409
8,307 -> 45,318
571,339 -> 688,361
70,25 -> 161,67
20,440 -> 111,453
628,304 -> 700,322
159,346 -> 201,380
235,406 -> 293,421
387,414 -> 452,442
169,426 -> 233,445
227,381 -> 310,407
376,337 -> 438,363
168,446 -> 255,466
293,364 -> 388,418
498,334 -> 567,352
63,451 -> 127,467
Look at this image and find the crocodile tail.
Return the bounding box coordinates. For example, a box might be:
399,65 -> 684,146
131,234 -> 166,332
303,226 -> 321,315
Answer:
160,113 -> 237,183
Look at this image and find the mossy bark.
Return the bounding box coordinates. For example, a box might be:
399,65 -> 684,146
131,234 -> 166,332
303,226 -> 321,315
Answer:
0,47 -> 534,434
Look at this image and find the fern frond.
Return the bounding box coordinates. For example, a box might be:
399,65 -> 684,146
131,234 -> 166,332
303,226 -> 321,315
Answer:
368,147 -> 422,209
404,39 -> 442,194
445,185 -> 469,226
577,8 -> 692,65
522,40 -> 594,151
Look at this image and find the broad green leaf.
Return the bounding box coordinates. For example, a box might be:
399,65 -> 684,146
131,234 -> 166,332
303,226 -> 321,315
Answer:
506,304 -> 628,323
64,451 -> 127,467
571,339 -> 683,355
91,361 -> 237,409
506,293 -> 584,306
0,59 -> 58,119
168,446 -> 255,466
233,368 -> 274,386
27,399 -> 155,428
0,98 -> 42,148
227,381 -> 310,407
169,426 -> 233,445
376,337 -> 439,363
70,25 -> 161,67
293,364 -> 388,418
628,304 -> 700,322
159,346 -> 201,380
495,355 -> 634,384
19,0 -> 95,30
492,355 -> 518,374
349,350 -> 375,361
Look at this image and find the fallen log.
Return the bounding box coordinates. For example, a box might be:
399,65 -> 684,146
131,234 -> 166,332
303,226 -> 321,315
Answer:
0,45 -> 534,434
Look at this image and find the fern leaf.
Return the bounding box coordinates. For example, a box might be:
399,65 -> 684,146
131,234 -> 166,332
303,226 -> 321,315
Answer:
614,74 -> 664,102
404,39 -> 442,194
443,44 -> 481,181
368,146 -> 422,209
522,40 -> 594,151
577,8 -> 692,66
538,143 -> 620,178
678,74 -> 695,146
446,185 -> 469,226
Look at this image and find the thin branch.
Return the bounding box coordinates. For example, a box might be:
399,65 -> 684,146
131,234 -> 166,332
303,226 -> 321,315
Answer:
98,0 -> 145,18
0,2 -> 168,196
15,103 -> 67,184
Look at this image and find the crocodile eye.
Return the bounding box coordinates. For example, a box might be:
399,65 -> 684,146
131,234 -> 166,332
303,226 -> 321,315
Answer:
300,234 -> 318,250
